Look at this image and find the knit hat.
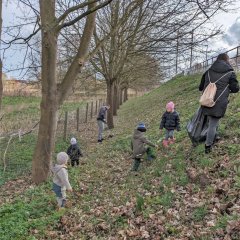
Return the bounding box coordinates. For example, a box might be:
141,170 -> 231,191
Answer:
70,137 -> 77,145
137,122 -> 146,130
57,152 -> 69,165
166,101 -> 175,110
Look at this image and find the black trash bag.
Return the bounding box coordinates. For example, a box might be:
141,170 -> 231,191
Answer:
186,107 -> 209,145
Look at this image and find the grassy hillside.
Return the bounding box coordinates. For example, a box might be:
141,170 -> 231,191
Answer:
0,74 -> 240,239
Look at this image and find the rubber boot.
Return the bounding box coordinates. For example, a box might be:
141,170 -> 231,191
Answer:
168,138 -> 175,144
205,145 -> 212,154
162,139 -> 169,148
146,148 -> 156,161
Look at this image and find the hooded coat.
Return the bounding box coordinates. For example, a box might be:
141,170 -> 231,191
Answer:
51,164 -> 72,190
160,111 -> 180,131
67,144 -> 82,161
97,106 -> 108,123
199,60 -> 239,118
132,129 -> 155,158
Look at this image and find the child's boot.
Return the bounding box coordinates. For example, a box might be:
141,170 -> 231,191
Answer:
205,145 -> 212,154
162,139 -> 169,148
169,138 -> 175,144
146,148 -> 155,161
61,199 -> 66,207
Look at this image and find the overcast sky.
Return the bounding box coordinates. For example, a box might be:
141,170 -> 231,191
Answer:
210,1 -> 240,50
2,1 -> 240,79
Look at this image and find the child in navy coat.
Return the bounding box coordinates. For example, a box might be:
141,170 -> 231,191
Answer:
160,102 -> 181,147
67,138 -> 83,167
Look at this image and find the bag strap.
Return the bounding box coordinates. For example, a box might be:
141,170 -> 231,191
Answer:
208,70 -> 233,84
214,84 -> 229,103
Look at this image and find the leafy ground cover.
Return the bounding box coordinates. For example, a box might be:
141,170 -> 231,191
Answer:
0,74 -> 240,239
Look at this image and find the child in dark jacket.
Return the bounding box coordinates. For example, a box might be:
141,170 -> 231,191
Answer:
160,102 -> 180,147
67,138 -> 83,167
131,123 -> 157,171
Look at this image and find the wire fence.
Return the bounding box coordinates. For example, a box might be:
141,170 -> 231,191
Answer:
0,98 -> 105,185
186,45 -> 240,75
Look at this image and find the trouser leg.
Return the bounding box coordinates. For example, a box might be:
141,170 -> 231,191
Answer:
53,183 -> 66,208
168,130 -> 174,139
206,116 -> 220,146
61,187 -> 67,207
165,130 -> 170,140
97,120 -> 104,141
132,158 -> 141,171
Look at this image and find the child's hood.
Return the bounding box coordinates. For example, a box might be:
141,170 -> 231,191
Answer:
133,129 -> 144,139
51,164 -> 65,174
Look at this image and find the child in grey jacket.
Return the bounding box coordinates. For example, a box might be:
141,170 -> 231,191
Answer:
131,123 -> 157,171
97,105 -> 110,143
51,152 -> 72,208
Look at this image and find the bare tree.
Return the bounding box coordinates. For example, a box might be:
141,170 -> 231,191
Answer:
1,0 -> 112,183
92,0 -> 148,128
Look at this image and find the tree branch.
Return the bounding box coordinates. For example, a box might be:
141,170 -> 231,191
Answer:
57,0 -> 99,24
57,0 -> 113,31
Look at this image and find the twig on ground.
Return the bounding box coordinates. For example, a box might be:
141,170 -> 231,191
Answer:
3,135 -> 13,172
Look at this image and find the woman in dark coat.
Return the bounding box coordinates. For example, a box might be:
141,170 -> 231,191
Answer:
199,53 -> 239,153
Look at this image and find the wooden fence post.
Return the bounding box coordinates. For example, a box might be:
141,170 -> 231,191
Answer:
90,101 -> 94,119
76,107 -> 80,131
85,103 -> 89,123
236,46 -> 239,71
64,111 -> 68,141
95,100 -> 98,115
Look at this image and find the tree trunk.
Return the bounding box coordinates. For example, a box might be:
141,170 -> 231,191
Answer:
32,0 -> 58,184
119,89 -> 123,106
32,96 -> 58,183
116,85 -> 120,110
113,82 -> 118,116
123,87 -> 128,102
0,0 -> 2,111
107,82 -> 114,129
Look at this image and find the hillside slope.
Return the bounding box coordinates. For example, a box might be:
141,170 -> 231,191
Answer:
1,74 -> 240,240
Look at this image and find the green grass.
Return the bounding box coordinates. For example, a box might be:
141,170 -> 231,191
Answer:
0,136 -> 70,186
0,184 -> 64,240
2,96 -> 40,106
1,96 -> 86,135
192,206 -> 208,222
1,95 -> 87,185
